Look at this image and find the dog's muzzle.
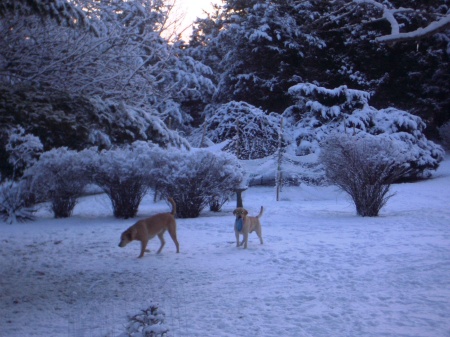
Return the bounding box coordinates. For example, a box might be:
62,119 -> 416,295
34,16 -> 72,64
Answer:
234,210 -> 245,218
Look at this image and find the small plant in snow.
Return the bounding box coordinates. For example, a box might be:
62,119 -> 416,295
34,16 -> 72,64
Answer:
119,305 -> 168,337
320,133 -> 412,217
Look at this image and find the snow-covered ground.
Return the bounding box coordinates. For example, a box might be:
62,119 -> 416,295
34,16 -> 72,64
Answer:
1,156 -> 450,337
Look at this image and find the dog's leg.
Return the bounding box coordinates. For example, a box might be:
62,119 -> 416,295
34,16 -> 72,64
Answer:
242,231 -> 249,249
257,226 -> 263,245
156,233 -> 166,254
139,240 -> 149,258
168,224 -> 180,253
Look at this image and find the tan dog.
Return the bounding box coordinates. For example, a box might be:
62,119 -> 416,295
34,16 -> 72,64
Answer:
118,198 -> 180,258
233,206 -> 264,249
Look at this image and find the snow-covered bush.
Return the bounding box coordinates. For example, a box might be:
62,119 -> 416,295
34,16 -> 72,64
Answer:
286,83 -> 444,180
5,126 -> 43,180
320,133 -> 411,217
202,101 -> 281,159
155,149 -> 243,218
90,142 -> 158,219
119,305 -> 168,337
25,147 -> 90,218
0,180 -> 35,224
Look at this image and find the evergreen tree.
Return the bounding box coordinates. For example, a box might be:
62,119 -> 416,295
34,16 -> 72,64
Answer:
189,0 -> 449,133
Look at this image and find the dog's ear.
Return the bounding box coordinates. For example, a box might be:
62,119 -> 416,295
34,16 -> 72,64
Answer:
127,228 -> 138,240
244,209 -> 248,215
233,209 -> 236,215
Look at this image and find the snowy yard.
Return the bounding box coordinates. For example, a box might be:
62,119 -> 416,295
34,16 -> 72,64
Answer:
1,157 -> 450,337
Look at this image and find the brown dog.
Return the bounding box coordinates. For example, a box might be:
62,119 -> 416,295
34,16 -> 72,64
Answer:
118,198 -> 180,258
233,206 -> 264,249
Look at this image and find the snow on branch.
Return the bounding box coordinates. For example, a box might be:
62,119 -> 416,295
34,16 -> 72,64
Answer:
353,0 -> 450,43
376,14 -> 450,43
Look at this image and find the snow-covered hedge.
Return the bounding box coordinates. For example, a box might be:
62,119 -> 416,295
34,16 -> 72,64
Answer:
154,149 -> 243,218
286,83 -> 444,180
89,142 -> 159,219
25,147 -> 90,218
202,101 -> 281,160
16,141 -> 243,220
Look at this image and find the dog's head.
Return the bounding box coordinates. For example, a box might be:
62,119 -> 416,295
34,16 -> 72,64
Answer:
118,227 -> 137,248
233,207 -> 248,219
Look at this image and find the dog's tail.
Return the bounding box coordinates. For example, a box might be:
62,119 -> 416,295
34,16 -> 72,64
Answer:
168,197 -> 176,216
257,206 -> 264,218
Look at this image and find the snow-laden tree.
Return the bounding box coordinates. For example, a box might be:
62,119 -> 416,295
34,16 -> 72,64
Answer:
202,101 -> 281,159
308,0 -> 450,131
0,128 -> 41,223
286,83 -> 445,180
89,142 -> 160,219
0,86 -> 190,181
0,0 -> 92,31
25,147 -> 90,218
190,0 -> 449,132
189,0 -> 326,112
154,149 -> 243,218
0,0 -> 215,126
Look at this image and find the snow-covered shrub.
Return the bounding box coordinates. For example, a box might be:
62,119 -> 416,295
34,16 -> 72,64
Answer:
155,149 -> 243,218
5,126 -> 43,180
286,83 -> 444,180
25,147 -> 90,218
119,305 -> 168,337
320,133 -> 411,217
0,180 -> 35,224
90,142 -> 158,219
202,101 -> 281,159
